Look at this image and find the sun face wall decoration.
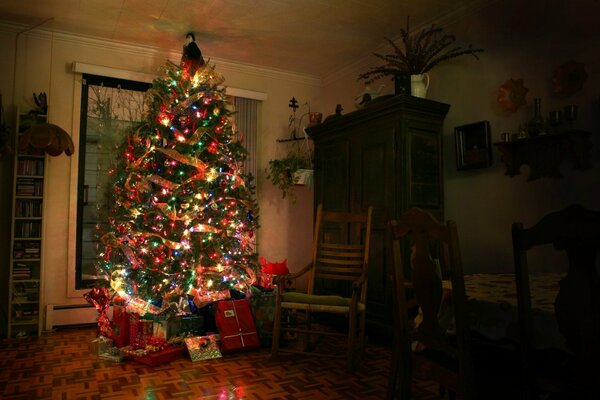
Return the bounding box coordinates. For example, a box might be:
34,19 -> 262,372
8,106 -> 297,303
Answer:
551,60 -> 588,97
497,78 -> 528,113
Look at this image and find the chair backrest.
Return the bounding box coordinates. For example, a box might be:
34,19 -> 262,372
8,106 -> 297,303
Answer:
307,204 -> 373,301
390,208 -> 473,396
512,204 -> 600,396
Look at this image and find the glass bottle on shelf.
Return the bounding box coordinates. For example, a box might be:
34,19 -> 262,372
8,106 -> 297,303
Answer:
527,98 -> 544,137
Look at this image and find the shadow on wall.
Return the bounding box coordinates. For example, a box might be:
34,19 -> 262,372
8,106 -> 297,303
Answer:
285,185 -> 314,291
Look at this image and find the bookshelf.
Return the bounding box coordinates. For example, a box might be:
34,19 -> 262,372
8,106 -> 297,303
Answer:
7,112 -> 47,338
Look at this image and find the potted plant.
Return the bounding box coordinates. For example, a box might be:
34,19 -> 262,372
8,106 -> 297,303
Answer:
358,17 -> 483,97
266,148 -> 313,203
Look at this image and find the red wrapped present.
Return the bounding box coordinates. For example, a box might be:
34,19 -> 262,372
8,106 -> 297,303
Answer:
83,287 -> 113,338
215,299 -> 260,353
111,301 -> 130,348
129,313 -> 140,344
133,345 -> 186,366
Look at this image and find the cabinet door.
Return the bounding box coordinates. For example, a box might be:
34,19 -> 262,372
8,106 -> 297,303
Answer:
313,138 -> 350,296
350,121 -> 397,333
403,119 -> 443,214
314,139 -> 349,212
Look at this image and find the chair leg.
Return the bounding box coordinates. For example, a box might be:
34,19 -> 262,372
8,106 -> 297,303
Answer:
303,310 -> 312,352
271,304 -> 282,359
387,336 -> 400,400
347,311 -> 357,367
358,311 -> 366,354
388,344 -> 412,400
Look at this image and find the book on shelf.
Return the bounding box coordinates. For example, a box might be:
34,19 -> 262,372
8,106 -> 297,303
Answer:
15,200 -> 43,217
17,158 -> 44,176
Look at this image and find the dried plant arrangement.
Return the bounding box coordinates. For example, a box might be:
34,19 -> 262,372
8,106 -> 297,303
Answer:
358,17 -> 484,84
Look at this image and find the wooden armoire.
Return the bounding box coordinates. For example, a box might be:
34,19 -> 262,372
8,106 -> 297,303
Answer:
306,95 -> 450,338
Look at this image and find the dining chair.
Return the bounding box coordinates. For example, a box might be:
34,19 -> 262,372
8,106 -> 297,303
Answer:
270,204 -> 373,368
388,208 -> 475,400
512,204 -> 600,399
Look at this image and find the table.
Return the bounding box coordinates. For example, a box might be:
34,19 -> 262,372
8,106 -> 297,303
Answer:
441,272 -> 567,351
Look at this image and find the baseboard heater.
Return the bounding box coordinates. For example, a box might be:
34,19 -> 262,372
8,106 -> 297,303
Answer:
45,304 -> 113,331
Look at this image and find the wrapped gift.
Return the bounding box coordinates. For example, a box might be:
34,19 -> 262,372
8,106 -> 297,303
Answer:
153,321 -> 167,339
111,302 -> 130,348
215,299 -> 260,353
177,315 -> 205,337
90,336 -> 113,355
185,335 -> 222,362
139,319 -> 154,339
99,346 -> 123,362
83,287 -> 113,338
129,313 -> 140,344
133,345 -> 186,366
259,256 -> 289,289
147,316 -> 178,340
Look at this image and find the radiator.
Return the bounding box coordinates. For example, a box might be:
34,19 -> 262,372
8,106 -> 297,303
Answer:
45,304 -> 113,331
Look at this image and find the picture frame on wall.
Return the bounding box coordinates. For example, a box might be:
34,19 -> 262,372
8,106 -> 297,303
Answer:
455,121 -> 492,170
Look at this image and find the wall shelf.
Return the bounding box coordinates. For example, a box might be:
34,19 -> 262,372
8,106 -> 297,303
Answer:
493,130 -> 592,181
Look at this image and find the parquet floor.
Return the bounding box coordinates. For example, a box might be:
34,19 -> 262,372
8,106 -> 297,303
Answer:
0,327 -> 442,400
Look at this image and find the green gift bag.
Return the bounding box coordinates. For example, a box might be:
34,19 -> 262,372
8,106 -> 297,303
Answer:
249,287 -> 275,347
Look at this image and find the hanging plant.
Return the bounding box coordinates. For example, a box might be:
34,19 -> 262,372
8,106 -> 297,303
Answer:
358,17 -> 484,83
266,148 -> 312,204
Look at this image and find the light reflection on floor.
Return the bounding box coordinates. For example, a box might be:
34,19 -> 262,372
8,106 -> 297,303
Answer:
144,384 -> 246,399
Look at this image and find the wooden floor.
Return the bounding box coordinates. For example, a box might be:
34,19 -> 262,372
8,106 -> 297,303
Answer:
0,326 -> 443,400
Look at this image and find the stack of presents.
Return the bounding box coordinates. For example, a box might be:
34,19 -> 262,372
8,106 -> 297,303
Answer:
85,257 -> 286,366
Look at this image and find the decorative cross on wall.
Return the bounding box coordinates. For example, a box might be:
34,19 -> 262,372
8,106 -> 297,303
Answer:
288,97 -> 299,112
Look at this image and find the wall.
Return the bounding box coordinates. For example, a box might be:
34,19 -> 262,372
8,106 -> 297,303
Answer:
0,22 -> 320,316
322,0 -> 600,274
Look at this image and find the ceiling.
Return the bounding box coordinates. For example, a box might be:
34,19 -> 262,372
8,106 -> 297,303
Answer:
0,0 -> 492,77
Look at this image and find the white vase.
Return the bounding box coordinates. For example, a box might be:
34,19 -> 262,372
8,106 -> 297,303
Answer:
410,73 -> 430,98
293,169 -> 313,186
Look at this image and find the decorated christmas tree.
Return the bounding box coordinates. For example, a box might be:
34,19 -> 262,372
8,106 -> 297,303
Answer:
97,35 -> 260,315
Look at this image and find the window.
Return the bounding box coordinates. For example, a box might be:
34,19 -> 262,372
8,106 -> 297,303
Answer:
231,96 -> 259,179
75,74 -> 151,290
73,73 -> 260,291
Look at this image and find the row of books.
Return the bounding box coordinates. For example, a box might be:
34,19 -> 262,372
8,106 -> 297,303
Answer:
14,221 -> 42,238
16,158 -> 44,176
13,241 -> 41,259
16,179 -> 44,196
13,306 -> 39,320
12,281 -> 40,299
15,199 -> 43,218
13,263 -> 33,279
13,250 -> 40,259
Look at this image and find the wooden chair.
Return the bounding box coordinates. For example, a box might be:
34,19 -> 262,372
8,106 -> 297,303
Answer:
388,208 -> 474,400
512,204 -> 600,399
271,204 -> 373,367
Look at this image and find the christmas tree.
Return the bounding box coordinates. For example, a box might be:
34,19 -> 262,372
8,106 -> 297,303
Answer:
97,38 -> 260,315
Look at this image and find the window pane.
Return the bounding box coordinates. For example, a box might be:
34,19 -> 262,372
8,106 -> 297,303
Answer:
76,75 -> 150,289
